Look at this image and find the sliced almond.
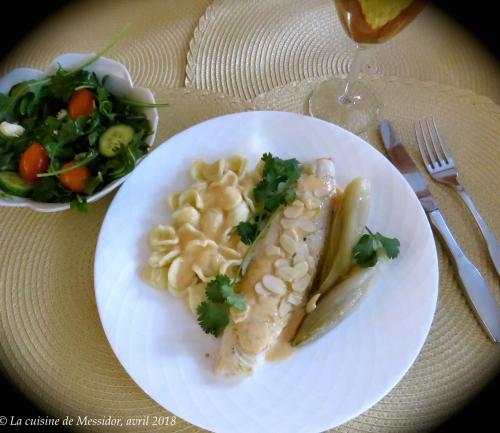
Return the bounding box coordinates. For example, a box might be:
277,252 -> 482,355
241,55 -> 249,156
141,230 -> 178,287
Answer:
284,205 -> 304,219
298,219 -> 316,233
303,196 -> 322,210
276,266 -> 297,282
306,293 -> 321,313
265,245 -> 284,257
280,218 -> 299,230
279,233 -> 297,255
292,274 -> 311,293
278,298 -> 293,318
254,282 -> 269,297
287,292 -> 303,306
293,261 -> 309,279
262,275 -> 287,295
274,258 -> 290,268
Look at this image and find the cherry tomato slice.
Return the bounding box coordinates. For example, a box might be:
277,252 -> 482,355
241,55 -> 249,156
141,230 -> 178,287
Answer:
59,162 -> 92,192
19,142 -> 49,182
68,89 -> 96,119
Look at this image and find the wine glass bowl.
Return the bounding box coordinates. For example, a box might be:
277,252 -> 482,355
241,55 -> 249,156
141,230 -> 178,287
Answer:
309,0 -> 426,134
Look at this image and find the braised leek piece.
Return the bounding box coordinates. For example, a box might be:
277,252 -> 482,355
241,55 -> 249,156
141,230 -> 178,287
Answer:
292,255 -> 388,346
316,177 -> 371,295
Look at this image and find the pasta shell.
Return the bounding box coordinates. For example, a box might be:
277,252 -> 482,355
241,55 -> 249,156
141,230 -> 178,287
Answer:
226,200 -> 250,226
179,189 -> 204,210
219,245 -> 242,260
142,265 -> 169,289
226,156 -> 247,178
202,159 -> 225,181
187,283 -> 206,315
148,224 -> 179,250
148,248 -> 180,268
168,192 -> 180,210
167,257 -> 195,297
219,187 -> 242,210
172,206 -> 200,227
219,259 -> 241,279
214,170 -> 239,188
177,223 -> 206,245
190,160 -> 207,181
200,208 -> 224,239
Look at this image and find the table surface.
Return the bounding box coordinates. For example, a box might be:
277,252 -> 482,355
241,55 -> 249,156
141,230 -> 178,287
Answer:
0,1 -> 499,433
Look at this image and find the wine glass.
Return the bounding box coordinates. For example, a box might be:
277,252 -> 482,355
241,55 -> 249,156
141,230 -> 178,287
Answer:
309,0 -> 426,134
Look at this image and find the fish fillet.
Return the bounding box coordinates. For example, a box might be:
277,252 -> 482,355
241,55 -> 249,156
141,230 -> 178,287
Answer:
214,158 -> 336,376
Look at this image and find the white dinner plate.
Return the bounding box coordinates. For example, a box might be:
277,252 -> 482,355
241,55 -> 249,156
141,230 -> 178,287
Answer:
94,111 -> 438,433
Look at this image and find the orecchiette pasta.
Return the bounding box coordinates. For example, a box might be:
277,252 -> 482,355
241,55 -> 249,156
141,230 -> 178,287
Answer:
143,156 -> 256,317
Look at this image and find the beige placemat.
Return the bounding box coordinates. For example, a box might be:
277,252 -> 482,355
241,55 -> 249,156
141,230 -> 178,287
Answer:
0,79 -> 499,433
185,0 -> 500,102
0,88 -> 252,433
0,0 -> 211,89
253,76 -> 500,431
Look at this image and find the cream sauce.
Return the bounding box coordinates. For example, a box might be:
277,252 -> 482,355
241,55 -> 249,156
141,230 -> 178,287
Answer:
265,307 -> 305,361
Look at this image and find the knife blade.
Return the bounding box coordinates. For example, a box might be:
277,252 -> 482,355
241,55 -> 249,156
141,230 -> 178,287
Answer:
379,119 -> 500,343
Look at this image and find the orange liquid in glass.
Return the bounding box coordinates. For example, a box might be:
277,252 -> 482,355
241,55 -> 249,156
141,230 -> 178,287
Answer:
335,0 -> 426,44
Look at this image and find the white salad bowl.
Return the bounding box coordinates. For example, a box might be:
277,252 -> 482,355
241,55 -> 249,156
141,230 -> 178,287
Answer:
0,53 -> 159,212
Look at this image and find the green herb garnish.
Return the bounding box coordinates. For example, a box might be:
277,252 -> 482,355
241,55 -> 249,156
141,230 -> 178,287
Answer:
353,227 -> 400,268
236,153 -> 300,245
197,275 -> 246,337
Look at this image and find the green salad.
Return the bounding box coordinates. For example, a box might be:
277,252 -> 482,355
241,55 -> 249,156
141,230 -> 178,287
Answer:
0,51 -> 161,211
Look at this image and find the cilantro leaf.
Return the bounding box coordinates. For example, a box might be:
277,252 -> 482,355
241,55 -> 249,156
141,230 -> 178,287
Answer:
236,153 -> 300,246
374,232 -> 400,259
236,221 -> 259,245
220,286 -> 246,311
196,301 -> 230,337
352,234 -> 378,268
197,274 -> 247,337
353,228 -> 401,268
206,274 -> 233,303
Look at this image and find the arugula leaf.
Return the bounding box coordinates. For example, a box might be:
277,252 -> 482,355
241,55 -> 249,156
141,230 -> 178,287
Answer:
70,195 -> 88,213
353,227 -> 400,268
83,171 -> 103,195
196,301 -> 230,337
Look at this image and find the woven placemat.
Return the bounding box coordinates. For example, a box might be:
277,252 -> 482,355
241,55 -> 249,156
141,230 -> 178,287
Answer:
0,0 -> 211,89
185,0 -> 500,102
0,88 -> 252,433
253,76 -> 500,431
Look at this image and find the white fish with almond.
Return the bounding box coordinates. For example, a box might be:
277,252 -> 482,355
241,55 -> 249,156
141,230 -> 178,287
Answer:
215,158 -> 336,375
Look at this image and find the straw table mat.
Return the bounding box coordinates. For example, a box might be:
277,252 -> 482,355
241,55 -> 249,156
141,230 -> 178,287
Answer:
1,1 -> 499,433
185,0 -> 500,102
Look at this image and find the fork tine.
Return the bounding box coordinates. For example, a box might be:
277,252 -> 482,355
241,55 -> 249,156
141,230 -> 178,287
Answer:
430,117 -> 452,164
415,120 -> 433,170
417,119 -> 438,169
424,117 -> 445,166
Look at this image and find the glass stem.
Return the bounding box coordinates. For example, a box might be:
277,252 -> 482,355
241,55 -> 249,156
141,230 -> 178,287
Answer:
339,44 -> 370,105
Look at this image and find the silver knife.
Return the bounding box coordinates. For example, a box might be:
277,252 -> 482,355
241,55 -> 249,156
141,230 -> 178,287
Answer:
379,119 -> 500,343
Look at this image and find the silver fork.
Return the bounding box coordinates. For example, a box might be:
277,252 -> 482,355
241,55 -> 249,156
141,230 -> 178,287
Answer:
416,117 -> 500,276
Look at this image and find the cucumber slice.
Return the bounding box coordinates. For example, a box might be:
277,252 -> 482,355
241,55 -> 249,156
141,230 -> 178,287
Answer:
0,171 -> 34,197
98,124 -> 135,157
